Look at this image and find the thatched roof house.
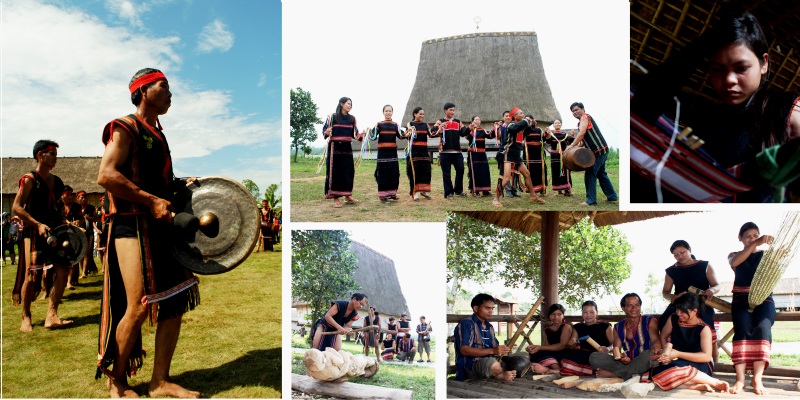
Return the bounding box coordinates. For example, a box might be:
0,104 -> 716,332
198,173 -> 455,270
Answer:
1,157 -> 103,214
718,278 -> 800,311
404,32 -> 560,128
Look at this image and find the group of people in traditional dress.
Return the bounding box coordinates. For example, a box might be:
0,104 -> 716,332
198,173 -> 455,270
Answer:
311,293 -> 433,364
10,69 -> 202,398
257,199 -> 281,252
321,98 -> 617,208
454,221 -> 777,395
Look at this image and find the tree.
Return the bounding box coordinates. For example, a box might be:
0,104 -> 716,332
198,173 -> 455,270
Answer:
644,272 -> 668,313
446,213 -> 501,312
290,87 -> 323,163
302,145 -> 313,157
263,183 -> 282,213
242,179 -> 260,202
292,230 -> 361,342
446,215 -> 633,310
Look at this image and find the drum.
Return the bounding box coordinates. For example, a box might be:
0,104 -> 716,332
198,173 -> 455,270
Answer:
563,147 -> 595,171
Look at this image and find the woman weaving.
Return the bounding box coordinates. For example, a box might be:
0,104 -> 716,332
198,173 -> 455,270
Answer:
651,293 -> 729,393
658,240 -> 721,362
728,222 -> 775,394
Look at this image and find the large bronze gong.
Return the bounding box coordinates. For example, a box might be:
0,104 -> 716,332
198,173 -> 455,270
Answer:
45,224 -> 88,266
171,176 -> 260,274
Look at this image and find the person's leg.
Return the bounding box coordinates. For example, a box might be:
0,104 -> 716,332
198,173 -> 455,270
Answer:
729,362 -> 747,393
681,370 -> 729,392
9,239 -> 17,265
590,352 -> 625,379
488,360 -> 515,381
149,315 -> 200,398
519,165 -> 544,203
334,334 -> 342,351
440,154 -> 454,198
583,155 -> 600,205
494,164 -> 513,206
454,153 -> 465,195
44,264 -> 73,328
109,237 -> 149,397
595,153 -> 618,201
311,324 -> 324,350
20,238 -> 34,332
751,361 -> 767,395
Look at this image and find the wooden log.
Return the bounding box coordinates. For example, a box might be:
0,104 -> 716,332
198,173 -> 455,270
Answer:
292,374 -> 413,400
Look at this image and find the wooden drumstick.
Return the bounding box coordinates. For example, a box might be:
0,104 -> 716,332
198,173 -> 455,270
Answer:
319,325 -> 379,336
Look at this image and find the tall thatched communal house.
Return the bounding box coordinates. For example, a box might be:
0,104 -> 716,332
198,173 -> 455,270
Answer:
404,32 -> 560,131
1,157 -> 104,214
292,241 -> 410,333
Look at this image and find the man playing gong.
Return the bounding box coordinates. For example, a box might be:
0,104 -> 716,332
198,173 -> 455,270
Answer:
11,139 -> 73,332
96,68 -> 200,398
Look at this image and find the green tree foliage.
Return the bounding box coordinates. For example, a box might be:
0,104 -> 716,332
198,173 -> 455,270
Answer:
290,87 -> 323,163
242,179 -> 260,202
645,271 -> 668,313
446,214 -> 633,310
263,183 -> 282,213
292,230 -> 361,341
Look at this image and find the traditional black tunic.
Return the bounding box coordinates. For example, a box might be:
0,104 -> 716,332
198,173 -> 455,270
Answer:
322,113 -> 359,199
731,251 -> 774,368
465,127 -> 494,194
406,122 -> 434,195
651,314 -> 713,390
560,321 -> 611,376
545,130 -> 573,192
529,321 -> 569,368
313,300 -> 360,350
658,260 -> 717,343
524,127 -> 547,193
372,121 -> 404,199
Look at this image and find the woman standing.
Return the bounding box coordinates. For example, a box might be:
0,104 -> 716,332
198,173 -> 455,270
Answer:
465,116 -> 494,196
728,222 -> 775,394
523,115 -> 546,195
363,307 -> 381,361
651,293 -> 729,392
322,97 -> 363,208
560,301 -> 613,376
406,107 -> 436,201
526,304 -> 573,374
544,119 -> 573,195
658,240 -> 721,361
370,105 -> 405,204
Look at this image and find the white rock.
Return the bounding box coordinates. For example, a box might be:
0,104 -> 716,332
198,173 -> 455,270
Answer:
621,382 -> 655,398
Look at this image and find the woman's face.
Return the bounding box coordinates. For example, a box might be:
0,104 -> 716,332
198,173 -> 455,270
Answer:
383,107 -> 393,120
708,43 -> 769,105
414,109 -> 425,121
581,305 -> 597,324
549,309 -> 564,325
473,117 -> 482,125
672,246 -> 692,264
676,308 -> 697,324
740,228 -> 760,246
553,120 -> 562,130
342,100 -> 352,114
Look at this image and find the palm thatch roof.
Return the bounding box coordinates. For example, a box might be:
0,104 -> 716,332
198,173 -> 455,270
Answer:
350,241 -> 410,317
631,0 -> 800,99
456,211 -> 690,235
2,157 -> 103,195
403,32 -> 560,127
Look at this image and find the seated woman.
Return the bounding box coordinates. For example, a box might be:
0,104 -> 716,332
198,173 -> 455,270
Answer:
381,333 -> 396,360
526,304 -> 573,374
651,293 -> 729,393
560,300 -> 613,376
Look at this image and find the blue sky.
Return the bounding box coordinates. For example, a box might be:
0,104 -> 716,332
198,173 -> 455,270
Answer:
2,0 -> 281,196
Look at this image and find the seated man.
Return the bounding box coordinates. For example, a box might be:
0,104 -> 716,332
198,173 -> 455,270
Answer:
397,333 -> 417,364
590,293 -> 661,380
454,293 -> 514,381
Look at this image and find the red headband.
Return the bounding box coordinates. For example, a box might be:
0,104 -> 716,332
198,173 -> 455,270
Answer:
36,145 -> 57,158
510,107 -> 521,118
129,71 -> 167,94
76,191 -> 87,197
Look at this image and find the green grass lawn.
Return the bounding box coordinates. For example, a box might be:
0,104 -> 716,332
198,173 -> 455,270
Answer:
292,333 -> 435,399
290,151 -> 620,222
2,247 -> 282,398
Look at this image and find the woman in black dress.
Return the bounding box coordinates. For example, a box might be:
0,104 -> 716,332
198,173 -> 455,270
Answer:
526,303 -> 573,374
322,97 -> 363,208
560,300 -> 613,376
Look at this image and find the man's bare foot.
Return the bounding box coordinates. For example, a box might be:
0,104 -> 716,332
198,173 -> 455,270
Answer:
38,292 -> 48,301
729,380 -> 745,394
530,196 -> 545,204
495,370 -> 516,381
109,378 -> 139,398
66,284 -> 76,290
596,368 -> 617,378
20,317 -> 33,332
44,318 -> 74,329
751,377 -> 767,395
492,199 -> 503,208
149,380 -> 200,398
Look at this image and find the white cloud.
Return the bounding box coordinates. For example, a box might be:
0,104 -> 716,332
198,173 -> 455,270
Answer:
196,19 -> 234,54
257,73 -> 267,87
1,0 -> 276,161
105,0 -> 147,28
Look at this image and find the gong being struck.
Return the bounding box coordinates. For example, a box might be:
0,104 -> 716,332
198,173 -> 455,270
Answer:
171,176 -> 260,274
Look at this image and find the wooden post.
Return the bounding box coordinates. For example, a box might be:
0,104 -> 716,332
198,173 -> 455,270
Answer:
540,211 -> 559,342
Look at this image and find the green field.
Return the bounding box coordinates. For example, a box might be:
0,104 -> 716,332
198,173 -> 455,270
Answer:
290,151 -> 620,222
2,248 -> 282,398
292,333 -> 435,400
